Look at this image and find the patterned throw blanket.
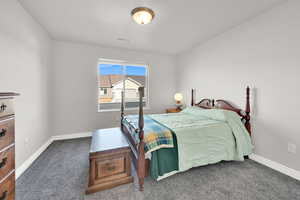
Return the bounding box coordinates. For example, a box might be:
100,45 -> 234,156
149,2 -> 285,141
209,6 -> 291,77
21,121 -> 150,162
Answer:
123,115 -> 174,154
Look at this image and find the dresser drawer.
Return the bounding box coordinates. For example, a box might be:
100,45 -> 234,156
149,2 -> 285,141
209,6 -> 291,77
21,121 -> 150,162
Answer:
0,118 -> 14,150
0,146 -> 14,181
0,99 -> 14,118
0,172 -> 15,200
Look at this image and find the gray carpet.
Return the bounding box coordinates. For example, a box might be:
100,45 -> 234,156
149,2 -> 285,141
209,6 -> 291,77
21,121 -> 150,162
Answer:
16,138 -> 300,200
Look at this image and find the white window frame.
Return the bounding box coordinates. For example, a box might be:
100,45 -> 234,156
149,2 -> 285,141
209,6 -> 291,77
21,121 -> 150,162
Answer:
97,58 -> 150,112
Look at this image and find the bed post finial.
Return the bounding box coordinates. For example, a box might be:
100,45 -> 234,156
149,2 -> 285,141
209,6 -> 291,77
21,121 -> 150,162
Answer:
245,86 -> 251,135
120,90 -> 124,127
191,89 -> 195,106
137,86 -> 145,191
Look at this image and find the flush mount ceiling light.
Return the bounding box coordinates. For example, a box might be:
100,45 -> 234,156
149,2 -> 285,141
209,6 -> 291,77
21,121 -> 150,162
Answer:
131,7 -> 155,25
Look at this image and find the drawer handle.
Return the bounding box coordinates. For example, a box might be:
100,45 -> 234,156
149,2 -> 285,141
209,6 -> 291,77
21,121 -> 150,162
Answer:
0,191 -> 7,200
0,129 -> 6,137
0,157 -> 7,169
106,164 -> 116,171
0,104 -> 7,113
107,166 -> 116,171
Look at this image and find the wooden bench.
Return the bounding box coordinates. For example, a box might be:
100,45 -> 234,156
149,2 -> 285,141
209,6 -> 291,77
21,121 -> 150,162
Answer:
86,128 -> 133,194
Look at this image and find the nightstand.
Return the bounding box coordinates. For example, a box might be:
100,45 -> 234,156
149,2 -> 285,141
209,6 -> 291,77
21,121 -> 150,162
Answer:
166,108 -> 182,113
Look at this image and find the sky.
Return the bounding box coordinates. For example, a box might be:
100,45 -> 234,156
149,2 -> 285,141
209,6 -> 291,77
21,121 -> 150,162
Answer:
99,64 -> 146,76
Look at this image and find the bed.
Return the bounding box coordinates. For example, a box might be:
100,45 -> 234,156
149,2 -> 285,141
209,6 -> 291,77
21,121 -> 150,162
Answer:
120,87 -> 252,191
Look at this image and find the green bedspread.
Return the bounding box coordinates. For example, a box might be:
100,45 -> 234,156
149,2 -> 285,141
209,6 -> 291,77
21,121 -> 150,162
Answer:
124,107 -> 253,180
150,108 -> 252,179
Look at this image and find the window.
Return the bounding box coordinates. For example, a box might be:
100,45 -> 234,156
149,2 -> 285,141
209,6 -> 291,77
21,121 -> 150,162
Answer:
100,88 -> 107,95
98,60 -> 148,111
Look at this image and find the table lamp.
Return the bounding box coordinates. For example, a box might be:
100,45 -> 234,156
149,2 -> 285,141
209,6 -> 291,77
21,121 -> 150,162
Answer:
174,93 -> 183,109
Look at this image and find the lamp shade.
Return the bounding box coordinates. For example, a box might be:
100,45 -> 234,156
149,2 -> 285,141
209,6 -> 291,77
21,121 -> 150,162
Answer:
174,93 -> 183,102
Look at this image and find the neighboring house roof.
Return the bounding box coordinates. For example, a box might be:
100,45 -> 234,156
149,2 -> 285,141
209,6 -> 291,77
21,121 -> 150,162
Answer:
112,77 -> 142,87
99,75 -> 145,88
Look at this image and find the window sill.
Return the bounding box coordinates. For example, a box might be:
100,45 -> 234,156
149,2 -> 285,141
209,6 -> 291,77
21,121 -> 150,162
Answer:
97,106 -> 150,113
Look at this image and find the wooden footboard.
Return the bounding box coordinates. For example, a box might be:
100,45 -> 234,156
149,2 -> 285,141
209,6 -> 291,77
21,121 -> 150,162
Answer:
120,124 -> 149,177
120,87 -> 146,191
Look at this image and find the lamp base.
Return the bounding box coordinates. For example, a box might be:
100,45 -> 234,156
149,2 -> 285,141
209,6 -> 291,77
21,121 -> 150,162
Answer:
175,103 -> 183,110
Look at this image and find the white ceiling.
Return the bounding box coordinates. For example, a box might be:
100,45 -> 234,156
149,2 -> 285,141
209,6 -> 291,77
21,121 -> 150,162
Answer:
19,0 -> 286,55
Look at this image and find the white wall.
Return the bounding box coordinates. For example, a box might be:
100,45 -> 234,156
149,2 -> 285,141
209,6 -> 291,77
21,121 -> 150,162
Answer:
52,41 -> 176,135
0,0 -> 52,168
177,0 -> 300,171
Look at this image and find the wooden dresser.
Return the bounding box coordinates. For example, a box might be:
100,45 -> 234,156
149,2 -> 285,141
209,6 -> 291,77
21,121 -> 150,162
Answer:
0,93 -> 18,200
86,128 -> 133,194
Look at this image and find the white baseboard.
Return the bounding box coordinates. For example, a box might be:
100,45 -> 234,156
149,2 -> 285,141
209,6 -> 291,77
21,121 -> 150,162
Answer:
51,131 -> 92,141
15,138 -> 53,179
16,131 -> 92,180
250,154 -> 300,181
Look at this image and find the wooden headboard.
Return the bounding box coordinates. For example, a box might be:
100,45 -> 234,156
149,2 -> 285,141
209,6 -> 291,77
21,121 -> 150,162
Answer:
191,87 -> 251,135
